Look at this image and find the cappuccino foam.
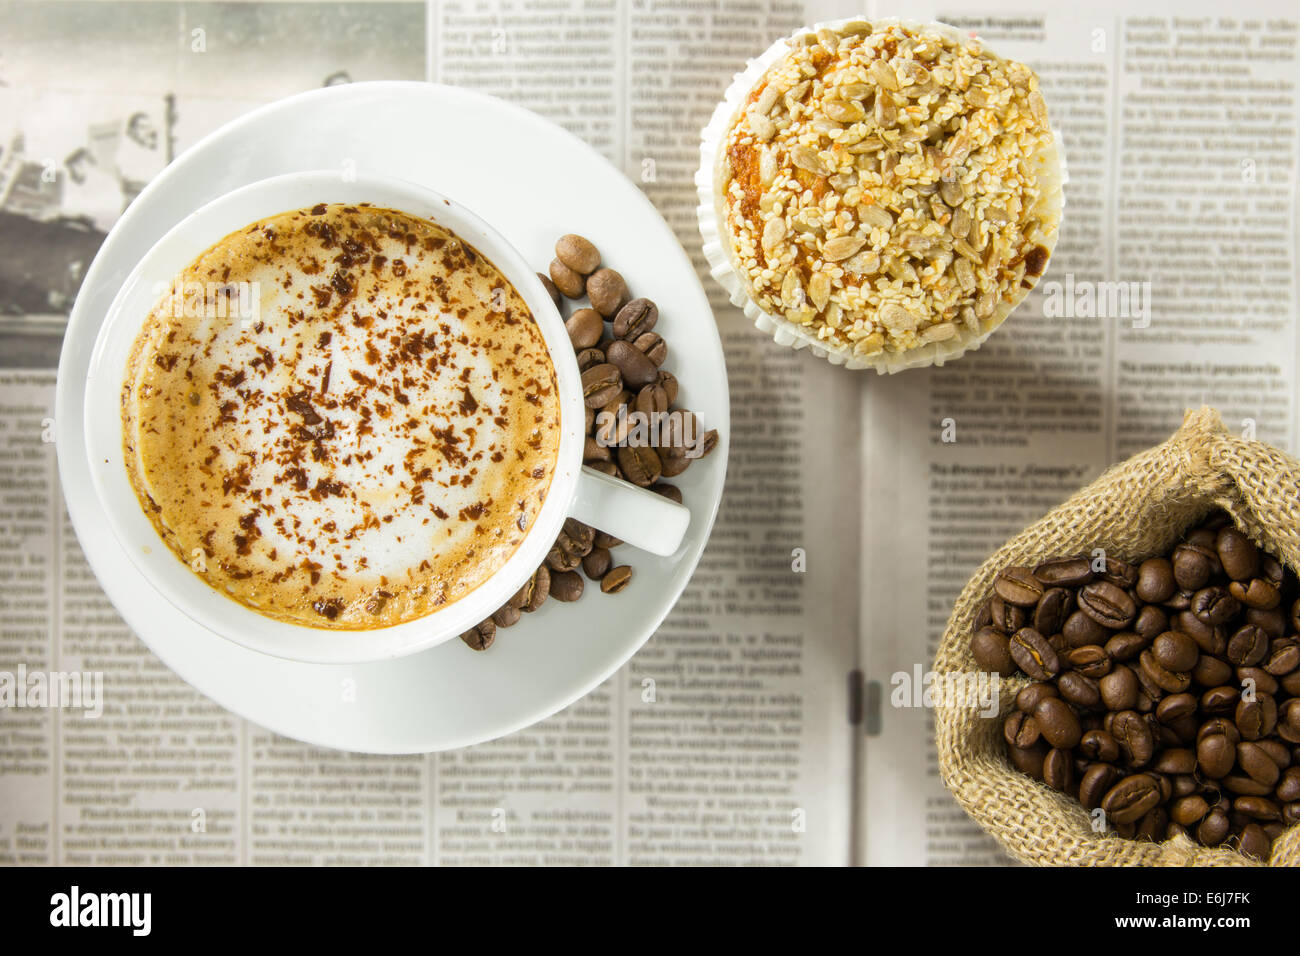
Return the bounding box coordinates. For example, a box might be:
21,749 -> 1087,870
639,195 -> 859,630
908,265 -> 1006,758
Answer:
121,203 -> 561,629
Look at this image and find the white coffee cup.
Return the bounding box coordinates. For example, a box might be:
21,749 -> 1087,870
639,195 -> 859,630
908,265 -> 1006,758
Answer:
83,171 -> 692,664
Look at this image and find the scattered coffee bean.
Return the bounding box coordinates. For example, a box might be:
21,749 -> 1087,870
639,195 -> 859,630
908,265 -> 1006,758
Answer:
459,619 -> 496,651
581,363 -> 623,408
617,445 -> 661,487
583,547 -> 612,580
549,258 -> 585,298
613,297 -> 658,339
549,570 -> 584,602
586,267 -> 629,317
566,308 -> 604,349
538,272 -> 560,307
605,339 -> 658,389
555,234 -> 601,275
601,565 -> 633,594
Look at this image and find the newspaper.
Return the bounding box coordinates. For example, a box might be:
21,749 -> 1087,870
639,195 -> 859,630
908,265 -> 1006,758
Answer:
0,0 -> 1296,866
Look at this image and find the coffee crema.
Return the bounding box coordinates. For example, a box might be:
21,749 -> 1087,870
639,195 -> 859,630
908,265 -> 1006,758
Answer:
121,203 -> 561,629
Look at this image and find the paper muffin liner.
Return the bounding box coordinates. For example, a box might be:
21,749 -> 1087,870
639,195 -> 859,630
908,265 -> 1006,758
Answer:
696,16 -> 1069,374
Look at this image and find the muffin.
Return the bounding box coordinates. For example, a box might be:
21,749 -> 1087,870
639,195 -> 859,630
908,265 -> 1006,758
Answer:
697,18 -> 1066,372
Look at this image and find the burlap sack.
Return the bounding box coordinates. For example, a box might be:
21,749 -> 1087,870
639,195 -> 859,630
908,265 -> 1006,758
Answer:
935,407 -> 1300,866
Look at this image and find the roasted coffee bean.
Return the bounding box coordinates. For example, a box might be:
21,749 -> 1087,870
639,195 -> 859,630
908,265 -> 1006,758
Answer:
1238,823 -> 1272,860
582,546 -> 613,581
1226,624 -> 1269,666
1100,557 -> 1139,590
995,567 -> 1044,607
1265,639 -> 1300,676
492,603 -> 522,629
545,543 -> 581,573
582,363 -> 623,408
1139,650 -> 1191,694
655,369 -> 680,405
1230,577 -> 1282,611
1256,738 -> 1291,769
1043,748 -> 1075,792
1016,682 -> 1058,714
1065,610 -> 1112,647
1192,586 -> 1241,626
617,445 -> 661,487
593,389 -> 632,445
658,446 -> 691,478
566,307 -> 604,349
1152,747 -> 1197,775
1237,742 -> 1281,787
1033,556 -> 1094,588
1009,628 -> 1060,681
1171,774 -> 1199,799
584,435 -> 610,463
1197,808 -> 1230,846
1134,605 -> 1170,640
1172,542 -> 1215,591
538,272 -> 561,306
559,518 -> 594,556
971,627 -> 1016,676
1236,693 -> 1278,741
1151,631 -> 1198,671
1058,671 -> 1100,709
1078,763 -> 1118,810
1004,711 -> 1040,748
1079,580 -> 1137,629
515,566 -> 550,613
1223,775 -> 1274,797
1248,606 -> 1288,640
1198,733 -> 1236,779
1170,794 -> 1210,826
1234,796 -> 1281,821
1155,693 -> 1197,724
601,565 -> 633,594
1068,644 -> 1112,679
1100,666 -> 1140,712
1102,774 -> 1162,825
632,331 -> 667,366
613,297 -> 658,339
1105,631 -> 1148,662
650,482 -> 683,504
1200,686 -> 1240,715
549,257 -> 585,298
549,569 -> 584,602
1277,767 -> 1300,802
635,383 -> 670,417
1176,613 -> 1227,657
1239,667 -> 1279,698
576,347 -> 605,372
1035,697 -> 1082,749
1033,588 -> 1074,636
1199,717 -> 1241,744
1113,710 -> 1154,767
593,530 -> 622,550
586,267 -> 629,317
1008,741 -> 1048,779
1280,700 -> 1300,744
605,338 -> 658,389
555,234 -> 601,275
459,619 -> 496,651
989,597 -> 1028,633
1216,527 -> 1260,582
1079,729 -> 1120,763
1192,654 -> 1233,687
1136,558 -> 1177,604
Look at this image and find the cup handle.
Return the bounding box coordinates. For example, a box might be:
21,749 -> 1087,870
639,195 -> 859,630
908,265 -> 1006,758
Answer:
568,466 -> 690,557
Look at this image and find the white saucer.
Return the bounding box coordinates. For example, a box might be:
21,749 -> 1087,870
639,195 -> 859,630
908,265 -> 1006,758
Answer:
55,82 -> 729,754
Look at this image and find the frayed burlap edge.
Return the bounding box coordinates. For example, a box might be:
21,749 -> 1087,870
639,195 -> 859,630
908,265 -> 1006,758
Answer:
935,407 -> 1300,866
